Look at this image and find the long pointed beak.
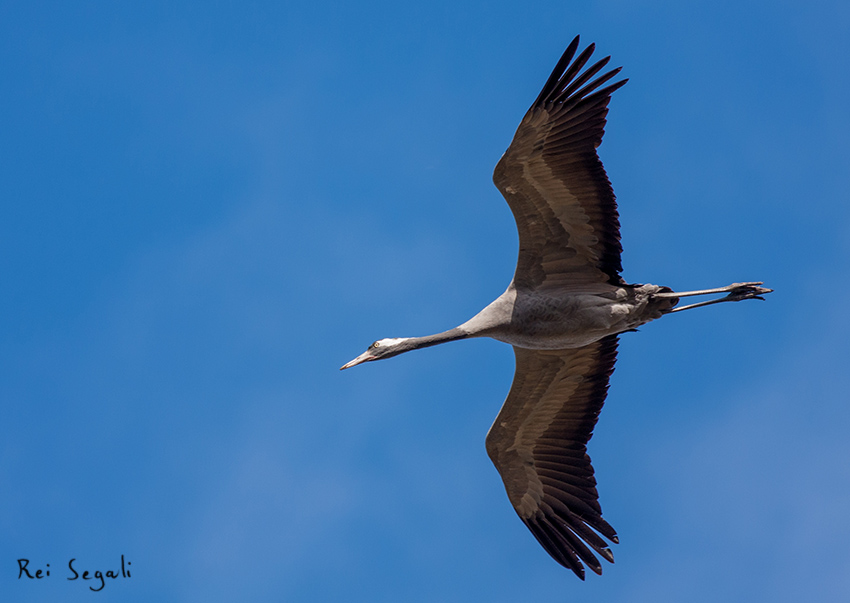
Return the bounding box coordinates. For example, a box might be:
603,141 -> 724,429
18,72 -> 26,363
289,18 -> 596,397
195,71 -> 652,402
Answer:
340,351 -> 374,370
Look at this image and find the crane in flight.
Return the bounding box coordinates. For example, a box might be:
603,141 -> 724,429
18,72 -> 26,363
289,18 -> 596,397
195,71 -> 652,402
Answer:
341,36 -> 771,579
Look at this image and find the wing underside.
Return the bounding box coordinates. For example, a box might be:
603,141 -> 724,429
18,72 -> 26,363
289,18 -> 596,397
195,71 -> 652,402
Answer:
485,336 -> 620,579
494,36 -> 628,290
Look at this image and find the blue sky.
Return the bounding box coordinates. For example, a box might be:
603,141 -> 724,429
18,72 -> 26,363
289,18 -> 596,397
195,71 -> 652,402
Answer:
2,1 -> 849,601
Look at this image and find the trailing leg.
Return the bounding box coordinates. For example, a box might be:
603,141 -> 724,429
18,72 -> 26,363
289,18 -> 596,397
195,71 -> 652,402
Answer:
655,282 -> 772,314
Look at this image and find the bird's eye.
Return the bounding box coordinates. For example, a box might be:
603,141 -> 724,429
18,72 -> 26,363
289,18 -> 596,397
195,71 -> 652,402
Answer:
370,341 -> 380,349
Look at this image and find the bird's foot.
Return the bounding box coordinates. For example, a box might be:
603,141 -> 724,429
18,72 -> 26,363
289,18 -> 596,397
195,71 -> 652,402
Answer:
724,282 -> 773,302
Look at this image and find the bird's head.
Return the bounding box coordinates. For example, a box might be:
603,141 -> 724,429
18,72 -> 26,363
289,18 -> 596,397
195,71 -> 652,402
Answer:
340,338 -> 411,370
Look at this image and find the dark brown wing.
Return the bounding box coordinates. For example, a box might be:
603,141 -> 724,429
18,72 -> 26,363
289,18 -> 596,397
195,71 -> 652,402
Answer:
485,336 -> 619,579
494,36 -> 627,290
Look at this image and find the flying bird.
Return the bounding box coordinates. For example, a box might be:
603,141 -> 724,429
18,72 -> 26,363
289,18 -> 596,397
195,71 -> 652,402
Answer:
341,36 -> 771,579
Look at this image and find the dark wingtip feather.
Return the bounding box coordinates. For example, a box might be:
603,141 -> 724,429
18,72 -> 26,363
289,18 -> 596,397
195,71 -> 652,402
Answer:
524,507 -> 619,578
531,40 -> 628,118
583,507 -> 619,544
555,43 -> 598,97
551,55 -> 613,105
533,36 -> 582,107
526,514 -> 588,578
603,78 -> 629,95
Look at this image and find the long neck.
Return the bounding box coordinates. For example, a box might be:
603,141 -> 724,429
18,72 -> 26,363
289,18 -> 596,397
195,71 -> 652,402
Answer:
402,327 -> 469,353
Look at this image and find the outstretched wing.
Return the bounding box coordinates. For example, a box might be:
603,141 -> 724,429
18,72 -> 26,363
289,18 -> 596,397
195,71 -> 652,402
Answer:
485,336 -> 619,579
494,36 -> 627,290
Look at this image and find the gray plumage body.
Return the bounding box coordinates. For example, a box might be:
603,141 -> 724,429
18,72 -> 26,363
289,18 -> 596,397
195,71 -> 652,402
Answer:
341,36 -> 770,579
462,283 -> 675,349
